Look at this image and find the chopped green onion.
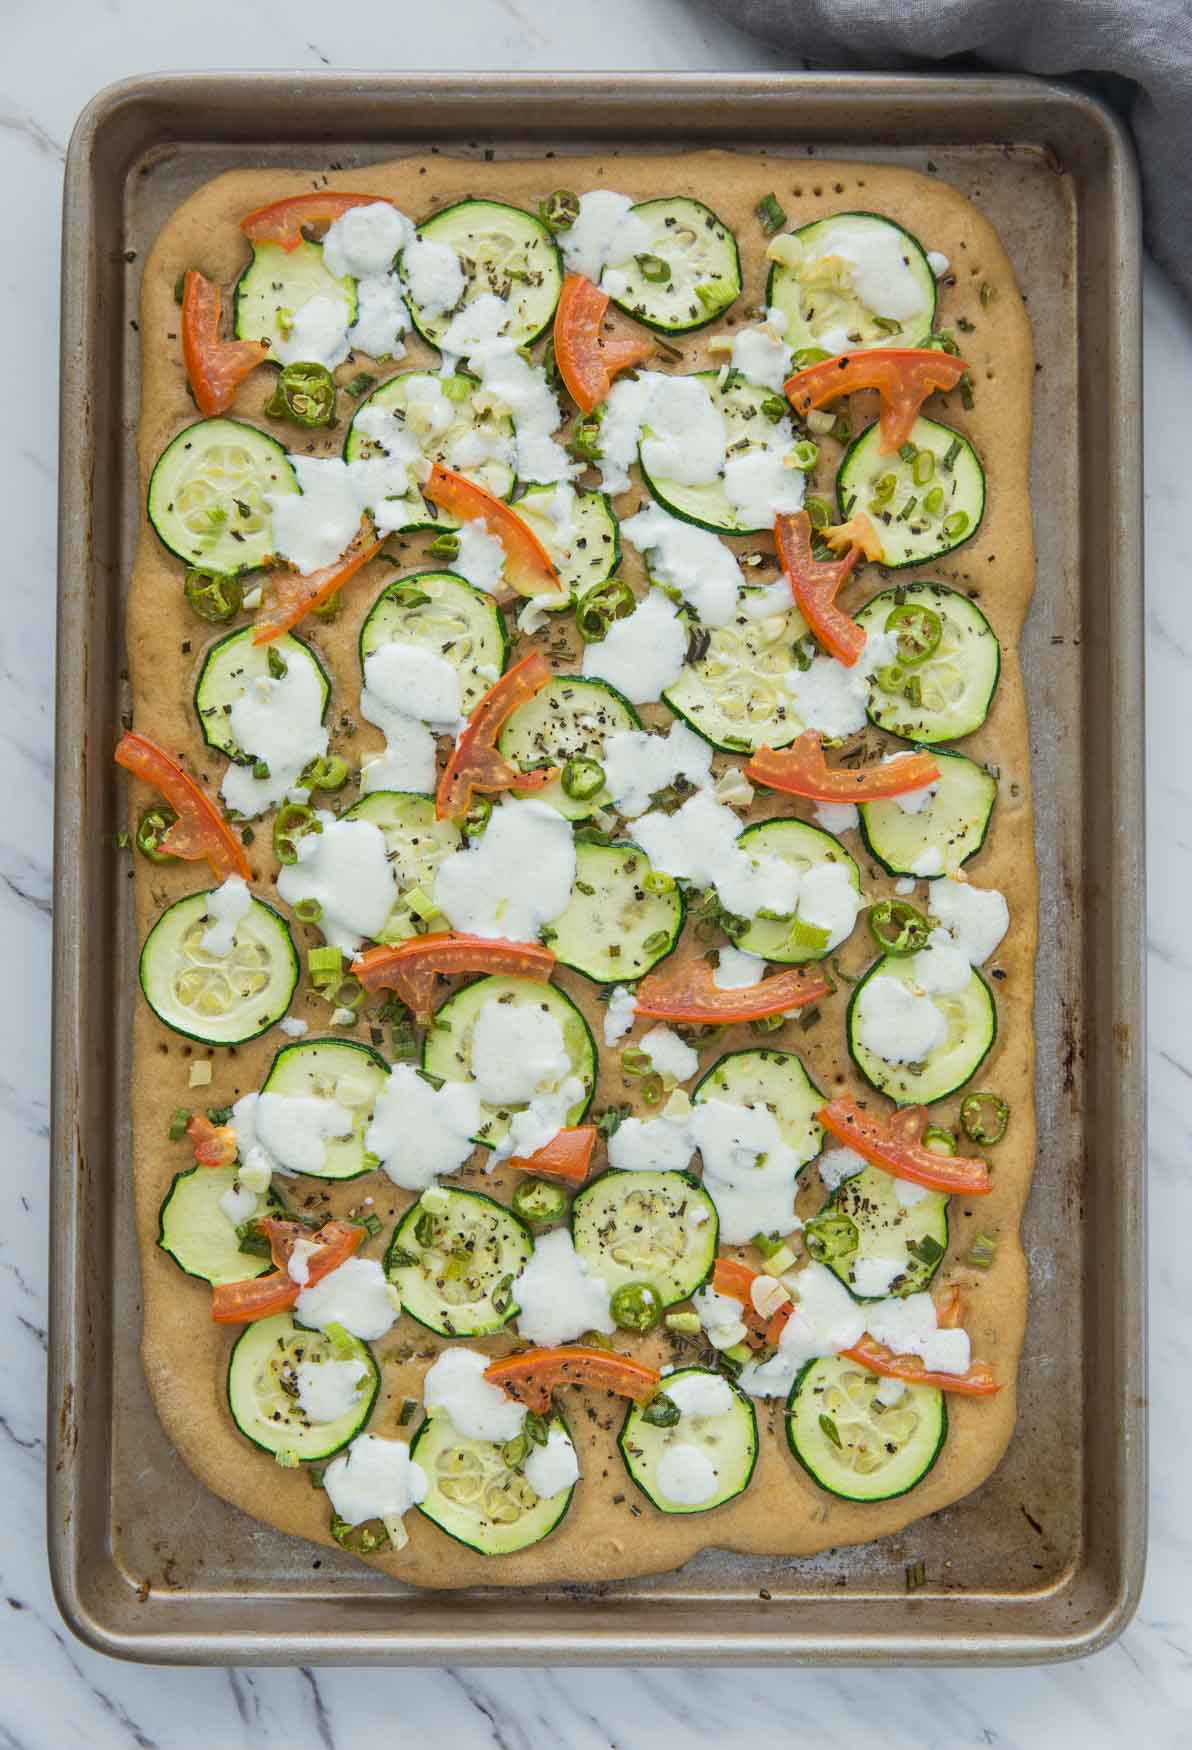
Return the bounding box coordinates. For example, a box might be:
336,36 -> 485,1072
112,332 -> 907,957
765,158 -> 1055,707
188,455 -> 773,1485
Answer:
931,329 -> 960,356
979,282 -> 995,307
907,1234 -> 945,1267
942,437 -> 963,471
167,1106 -> 192,1143
898,442 -> 918,464
644,870 -> 675,895
792,438 -> 819,471
538,189 -> 580,232
294,897 -> 323,925
273,800 -> 321,866
251,759 -> 271,782
819,1413 -> 843,1449
958,373 -> 975,411
345,371 -> 377,398
665,1309 -> 701,1336
397,1396 -> 417,1426
872,472 -> 898,506
791,347 -> 831,370
960,1091 -> 1010,1146
760,394 -> 788,423
867,898 -> 931,956
752,1231 -> 784,1260
428,531 -> 461,559
307,945 -> 344,990
174,273 -> 187,304
635,252 -> 672,285
561,756 -> 605,801
804,496 -> 832,531
610,1281 -> 664,1333
265,361 -> 336,428
755,192 -> 787,236
136,805 -> 179,864
641,929 -> 670,955
512,1178 -> 568,1225
569,408 -> 604,463
621,1046 -> 651,1078
906,1558 -> 926,1592
184,570 -> 242,623
942,510 -> 970,540
266,646 -> 288,680
912,450 -> 936,486
805,1209 -> 859,1265
597,1104 -> 629,1139
750,1013 -> 786,1035
924,485 -> 945,516
965,1231 -> 999,1270
641,1391 -> 681,1428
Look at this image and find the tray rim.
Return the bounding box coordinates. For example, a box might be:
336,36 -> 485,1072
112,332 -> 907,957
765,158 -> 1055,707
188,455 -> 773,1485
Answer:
49,67 -> 1145,1666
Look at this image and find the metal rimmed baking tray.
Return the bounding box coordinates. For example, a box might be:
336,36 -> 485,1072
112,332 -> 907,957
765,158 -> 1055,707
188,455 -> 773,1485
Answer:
50,71 -> 1144,1665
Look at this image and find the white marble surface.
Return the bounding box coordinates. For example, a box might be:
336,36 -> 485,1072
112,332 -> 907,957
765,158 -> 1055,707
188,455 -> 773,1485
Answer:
1,0 -> 1189,1742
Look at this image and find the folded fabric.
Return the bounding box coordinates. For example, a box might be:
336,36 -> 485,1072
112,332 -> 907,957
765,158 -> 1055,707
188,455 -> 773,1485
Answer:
704,0 -> 1190,300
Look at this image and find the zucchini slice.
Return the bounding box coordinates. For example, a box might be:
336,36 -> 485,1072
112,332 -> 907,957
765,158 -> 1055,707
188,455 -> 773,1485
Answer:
638,369 -> 792,535
193,625 -> 330,761
514,486 -> 621,598
422,975 -> 597,1151
837,416 -> 985,568
139,890 -> 298,1046
847,954 -> 996,1105
692,1048 -> 824,1169
343,370 -> 515,531
662,592 -> 809,754
146,418 -> 299,577
156,1164 -> 282,1285
258,1037 -> 390,1180
411,1405 -> 576,1554
402,198 -> 563,349
786,1354 -> 946,1502
233,239 -> 357,354
855,585 -> 1001,744
618,1366 -> 758,1513
571,1169 -> 718,1305
384,1187 -> 532,1337
731,818 -> 862,962
858,747 -> 997,876
547,841 -> 684,983
358,571 -> 508,719
343,790 -> 462,944
766,211 -> 936,355
497,675 -> 640,820
602,197 -> 741,334
227,1311 -> 379,1462
804,1164 -> 949,1301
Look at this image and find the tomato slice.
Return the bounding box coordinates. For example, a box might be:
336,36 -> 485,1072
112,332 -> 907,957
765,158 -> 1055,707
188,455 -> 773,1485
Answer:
553,274 -> 653,415
423,465 -> 562,600
784,347 -> 970,454
633,955 -> 830,1024
775,510 -> 869,667
823,513 -> 885,562
746,731 -> 939,802
187,1112 -> 237,1168
508,1126 -> 597,1184
240,192 -> 390,252
115,731 -> 250,882
818,1097 -> 991,1196
436,650 -> 559,821
252,527 -> 383,645
352,933 -> 557,1023
483,1345 -> 661,1414
210,1218 -> 364,1324
180,270 -> 268,418
839,1333 -> 999,1396
711,1256 -> 793,1349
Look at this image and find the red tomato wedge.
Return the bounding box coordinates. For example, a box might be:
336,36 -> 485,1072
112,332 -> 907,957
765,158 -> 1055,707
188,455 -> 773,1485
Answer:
436,650 -> 559,821
839,1333 -> 999,1396
187,1112 -> 237,1168
633,955 -> 830,1025
423,465 -> 562,600
252,527 -> 384,645
508,1126 -> 597,1185
553,275 -> 653,415
352,933 -> 557,1023
823,513 -> 885,562
775,509 -> 869,666
181,271 -> 268,417
746,732 -> 940,802
210,1218 -> 364,1324
483,1346 -> 661,1415
934,1285 -> 964,1329
115,731 -> 250,882
818,1097 -> 991,1196
240,192 -> 390,252
784,347 -> 970,455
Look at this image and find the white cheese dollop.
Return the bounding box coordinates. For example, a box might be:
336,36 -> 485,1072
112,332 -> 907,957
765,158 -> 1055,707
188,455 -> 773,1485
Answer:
347,273 -> 410,361
200,875 -> 252,957
512,1228 -> 614,1346
253,1091 -> 353,1176
470,999 -> 570,1105
656,1443 -> 718,1506
728,308 -> 793,392
816,217 -> 933,323
423,1346 -> 527,1443
323,1433 -> 427,1529
599,371 -> 726,497
865,1291 -> 972,1375
640,1025 -> 700,1085
620,503 -> 743,629
665,1371 -> 735,1420
688,1098 -> 801,1245
607,1111 -> 697,1174
401,237 -> 466,317
693,1285 -> 749,1350
603,984 -> 639,1046
220,656 -> 329,817
633,789 -> 799,921
364,1064 -> 482,1191
853,975 -> 947,1063
722,446 -> 806,530
927,877 -> 1010,965
561,190 -> 652,282
295,1357 -> 370,1425
601,719 -> 713,820
909,932 -> 972,996
813,800 -> 859,834
217,1180 -> 259,1228
295,1257 -> 399,1341
359,642 -> 462,794
276,814 -> 397,953
442,293 -> 575,485
849,1256 -> 906,1298
524,1428 -> 581,1499
433,798 -> 576,940
712,946 -> 767,990
448,519 -> 507,593
581,587 -> 688,705
322,201 -> 414,279
817,1145 -> 867,1191
737,1262 -> 866,1398
272,294 -> 353,370
783,628 -> 897,740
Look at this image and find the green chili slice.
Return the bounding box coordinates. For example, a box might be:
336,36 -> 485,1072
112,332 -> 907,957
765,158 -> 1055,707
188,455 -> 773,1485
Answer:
463,796 -> 492,840
575,576 -> 635,643
942,510 -> 970,540
428,531 -> 461,559
184,570 -> 242,623
538,189 -> 580,232
960,1091 -> 1010,1146
294,897 -> 323,924
609,1281 -> 664,1333
922,1125 -> 957,1155
167,1106 -> 192,1143
791,347 -> 831,370
867,898 -> 932,956
570,408 -> 604,463
884,603 -> 942,666
755,192 -> 787,236
792,439 -> 819,472
912,450 -> 936,486
635,253 -> 672,284
644,870 -> 675,895
804,1209 -> 859,1264
302,753 -> 350,792
561,757 -> 605,801
265,360 -> 337,428
923,485 -> 945,516
965,1231 -> 998,1270
641,1391 -> 681,1428
511,1178 -> 568,1225
136,805 -> 179,864
273,801 -> 321,866
345,371 -> 377,399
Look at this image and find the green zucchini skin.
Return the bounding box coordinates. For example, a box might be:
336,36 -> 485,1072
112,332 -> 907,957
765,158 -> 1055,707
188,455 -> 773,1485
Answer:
786,1354 -> 947,1502
617,1367 -> 758,1514
138,891 -> 299,1047
837,416 -> 985,569
257,1037 -> 390,1181
857,747 -> 997,877
604,197 -> 741,335
571,1169 -> 718,1306
691,1048 -> 824,1169
410,1406 -> 576,1554
402,198 -> 563,349
766,210 -> 937,354
193,625 -> 330,761
385,1187 -> 533,1338
855,583 -> 1001,745
156,1166 -> 285,1286
226,1313 -> 380,1463
845,955 -> 997,1106
146,417 -> 298,578
547,841 -> 684,983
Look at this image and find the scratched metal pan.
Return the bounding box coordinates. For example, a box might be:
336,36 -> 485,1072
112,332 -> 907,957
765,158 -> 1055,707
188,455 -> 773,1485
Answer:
49,72 -> 1144,1665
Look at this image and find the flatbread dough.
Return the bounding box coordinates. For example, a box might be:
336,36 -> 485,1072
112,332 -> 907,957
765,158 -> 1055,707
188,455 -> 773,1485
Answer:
127,151 -> 1036,1588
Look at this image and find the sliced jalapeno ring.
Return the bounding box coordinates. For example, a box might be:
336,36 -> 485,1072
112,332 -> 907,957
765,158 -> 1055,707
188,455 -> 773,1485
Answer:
184,570 -> 243,623
136,804 -> 178,863
609,1281 -> 664,1333
641,1391 -> 681,1428
803,1209 -> 859,1264
960,1091 -> 1010,1146
570,408 -> 604,463
273,800 -> 322,866
884,603 -> 943,667
867,898 -> 932,956
561,756 -> 605,801
538,189 -> 580,233
922,1125 -> 958,1155
265,360 -> 337,428
302,753 -> 350,793
575,577 -> 635,643
463,796 -> 492,840
511,1178 -> 568,1225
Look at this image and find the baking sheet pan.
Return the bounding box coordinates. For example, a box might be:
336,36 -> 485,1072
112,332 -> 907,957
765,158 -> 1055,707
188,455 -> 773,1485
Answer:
49,71 -> 1145,1664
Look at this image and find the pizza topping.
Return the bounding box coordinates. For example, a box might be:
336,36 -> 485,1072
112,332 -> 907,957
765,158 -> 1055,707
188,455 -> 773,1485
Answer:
240,191 -> 393,251
747,732 -> 940,801
553,273 -> 652,414
484,1342 -> 661,1414
115,732 -> 250,882
435,652 -> 560,820
634,954 -> 830,1023
784,346 -> 969,454
352,933 -> 557,1022
180,271 -> 267,416
818,1097 -> 991,1195
423,466 -> 562,600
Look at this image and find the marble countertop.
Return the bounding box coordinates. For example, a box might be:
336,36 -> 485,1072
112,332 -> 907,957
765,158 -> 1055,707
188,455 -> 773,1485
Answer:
3,0 -> 1190,1742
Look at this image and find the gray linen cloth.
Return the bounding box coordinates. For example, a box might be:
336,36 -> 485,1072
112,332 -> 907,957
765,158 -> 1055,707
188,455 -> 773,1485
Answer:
703,0 -> 1192,299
